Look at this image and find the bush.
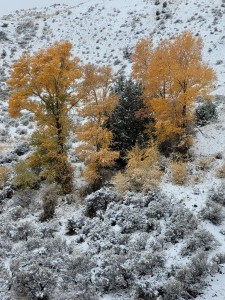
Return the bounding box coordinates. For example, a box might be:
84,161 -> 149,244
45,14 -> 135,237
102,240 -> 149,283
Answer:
196,156 -> 213,171
175,252 -> 210,297
216,163 -> 225,178
163,279 -> 185,300
66,216 -> 85,235
112,171 -> 132,195
136,251 -> 165,276
13,263 -> 55,300
0,165 -> 9,189
39,184 -> 59,221
200,200 -> 224,225
84,188 -> 120,218
13,160 -> 39,190
4,221 -> 35,242
113,146 -> 162,194
170,161 -> 188,185
181,229 -> 218,256
208,184 -> 225,206
212,253 -> 225,265
195,101 -> 217,126
165,206 -> 198,243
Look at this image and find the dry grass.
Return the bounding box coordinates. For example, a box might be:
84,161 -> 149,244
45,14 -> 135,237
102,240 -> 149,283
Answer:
170,161 -> 188,185
112,171 -> 132,195
0,144 -> 11,152
113,166 -> 162,195
0,166 -> 9,189
113,145 -> 163,195
216,163 -> 225,178
196,156 -> 213,171
190,173 -> 204,184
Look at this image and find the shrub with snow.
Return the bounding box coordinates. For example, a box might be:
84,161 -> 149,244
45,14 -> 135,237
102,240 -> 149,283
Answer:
200,200 -> 225,225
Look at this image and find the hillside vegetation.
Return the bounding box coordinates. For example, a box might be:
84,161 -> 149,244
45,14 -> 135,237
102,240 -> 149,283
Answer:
1,1 -> 225,300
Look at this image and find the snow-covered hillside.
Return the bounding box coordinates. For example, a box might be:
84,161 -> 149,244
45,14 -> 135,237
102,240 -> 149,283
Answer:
1,0 -> 225,92
1,1 -> 225,300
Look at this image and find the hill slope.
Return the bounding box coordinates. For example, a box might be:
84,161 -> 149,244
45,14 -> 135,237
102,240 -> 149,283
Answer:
0,1 -> 225,300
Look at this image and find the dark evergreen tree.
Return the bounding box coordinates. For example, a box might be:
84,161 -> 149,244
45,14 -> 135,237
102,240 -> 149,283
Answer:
108,76 -> 152,166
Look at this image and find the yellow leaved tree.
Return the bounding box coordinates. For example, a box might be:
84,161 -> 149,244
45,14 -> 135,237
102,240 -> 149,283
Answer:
132,32 -> 216,156
76,64 -> 119,186
8,41 -> 81,193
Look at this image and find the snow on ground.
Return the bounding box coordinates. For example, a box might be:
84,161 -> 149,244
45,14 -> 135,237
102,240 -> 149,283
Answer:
1,0 -> 225,299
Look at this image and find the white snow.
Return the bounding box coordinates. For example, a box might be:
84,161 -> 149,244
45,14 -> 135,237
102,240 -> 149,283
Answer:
1,1 -> 225,299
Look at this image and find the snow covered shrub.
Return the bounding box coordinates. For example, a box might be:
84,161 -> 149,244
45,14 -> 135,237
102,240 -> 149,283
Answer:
13,262 -> 56,300
196,156 -> 213,171
181,229 -> 218,256
212,253 -> 225,265
187,251 -> 210,280
14,190 -> 33,208
128,232 -> 148,251
10,205 -> 26,221
170,161 -> 188,185
44,236 -> 69,256
175,252 -> 210,297
84,187 -> 120,217
106,202 -> 152,234
136,251 -> 165,276
25,237 -> 43,251
91,249 -> 131,292
65,254 -> 96,296
133,279 -> 162,300
14,141 -> 30,156
145,197 -> 172,219
0,165 -> 9,189
13,160 -> 39,190
200,200 -> 224,225
143,189 -> 167,206
163,279 -> 185,300
40,184 -> 58,221
6,221 -> 35,242
66,216 -> 85,235
165,206 -> 198,243
208,184 -> 225,206
0,221 -> 36,242
195,101 -> 217,126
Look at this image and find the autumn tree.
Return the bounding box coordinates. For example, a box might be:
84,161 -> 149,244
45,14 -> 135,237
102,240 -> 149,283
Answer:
132,32 -> 216,156
76,64 -> 119,187
8,41 -> 81,193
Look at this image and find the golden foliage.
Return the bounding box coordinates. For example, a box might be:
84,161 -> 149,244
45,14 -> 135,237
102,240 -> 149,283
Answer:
8,41 -> 81,192
170,161 -> 188,185
113,145 -> 162,194
132,32 -> 216,152
76,64 -> 119,183
8,41 -> 81,120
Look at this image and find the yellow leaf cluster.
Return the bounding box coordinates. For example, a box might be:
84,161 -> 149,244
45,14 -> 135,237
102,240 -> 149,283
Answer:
8,41 -> 80,192
132,32 -> 216,149
113,145 -> 162,194
76,64 -> 119,183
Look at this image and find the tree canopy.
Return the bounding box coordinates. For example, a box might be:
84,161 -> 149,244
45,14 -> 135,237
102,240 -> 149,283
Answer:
8,41 -> 81,192
132,32 -> 216,155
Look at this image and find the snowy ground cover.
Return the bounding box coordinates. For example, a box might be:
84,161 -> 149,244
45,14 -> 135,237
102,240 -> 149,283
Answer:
0,0 -> 225,299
